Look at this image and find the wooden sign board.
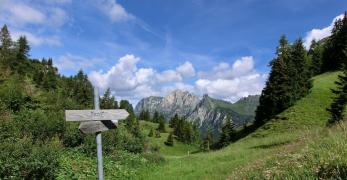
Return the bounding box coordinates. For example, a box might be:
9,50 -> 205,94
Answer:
79,120 -> 119,134
65,109 -> 128,122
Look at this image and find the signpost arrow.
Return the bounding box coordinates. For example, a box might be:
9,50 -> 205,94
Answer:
78,120 -> 119,134
65,109 -> 129,122
65,87 -> 128,180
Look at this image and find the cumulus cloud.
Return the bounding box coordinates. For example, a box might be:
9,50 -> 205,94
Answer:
88,55 -> 200,104
88,54 -> 266,104
304,14 -> 344,48
176,61 -> 196,78
96,0 -> 134,22
196,56 -> 266,102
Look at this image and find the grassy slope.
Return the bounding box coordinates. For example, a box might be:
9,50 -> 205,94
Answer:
140,121 -> 199,156
135,72 -> 341,179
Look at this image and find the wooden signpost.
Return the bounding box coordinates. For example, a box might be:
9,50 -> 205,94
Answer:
65,88 -> 128,180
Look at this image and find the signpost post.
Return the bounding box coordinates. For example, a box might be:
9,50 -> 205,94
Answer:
65,87 -> 128,180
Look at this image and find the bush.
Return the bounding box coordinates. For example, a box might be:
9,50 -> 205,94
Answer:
141,153 -> 165,164
0,137 -> 61,179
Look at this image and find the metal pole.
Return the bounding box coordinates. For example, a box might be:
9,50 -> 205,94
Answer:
94,87 -> 103,180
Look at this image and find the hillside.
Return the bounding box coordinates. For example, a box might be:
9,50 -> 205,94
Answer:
134,72 -> 345,179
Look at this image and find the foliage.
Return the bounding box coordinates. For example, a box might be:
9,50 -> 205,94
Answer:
255,36 -> 312,125
100,88 -> 118,109
164,132 -> 174,146
327,67 -> 347,124
322,12 -> 347,72
0,137 -> 61,179
156,114 -> 166,133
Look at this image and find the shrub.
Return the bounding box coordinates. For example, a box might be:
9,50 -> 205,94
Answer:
0,137 -> 61,179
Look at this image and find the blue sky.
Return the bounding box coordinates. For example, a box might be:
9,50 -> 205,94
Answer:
0,0 -> 346,104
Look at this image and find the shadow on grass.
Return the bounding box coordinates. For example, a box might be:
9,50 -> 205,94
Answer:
250,140 -> 291,149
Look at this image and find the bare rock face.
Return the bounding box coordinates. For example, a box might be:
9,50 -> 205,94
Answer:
135,90 -> 259,133
135,90 -> 199,120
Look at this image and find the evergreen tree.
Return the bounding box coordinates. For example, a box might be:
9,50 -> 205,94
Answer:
322,12 -> 347,71
201,127 -> 213,151
0,25 -> 14,69
14,36 -> 30,73
157,114 -> 166,133
289,38 -> 312,101
100,88 -> 116,109
169,113 -> 179,128
308,40 -> 324,75
152,111 -> 159,123
255,35 -> 292,125
327,49 -> 347,124
164,132 -> 174,146
217,116 -> 234,147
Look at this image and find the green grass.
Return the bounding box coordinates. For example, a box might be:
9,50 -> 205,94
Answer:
134,72 -> 342,179
140,121 -> 199,156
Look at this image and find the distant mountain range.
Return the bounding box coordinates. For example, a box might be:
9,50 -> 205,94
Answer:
135,90 -> 259,133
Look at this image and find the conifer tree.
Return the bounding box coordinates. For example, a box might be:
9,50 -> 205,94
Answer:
217,116 -> 234,147
169,113 -> 179,128
100,88 -> 116,109
152,111 -> 159,123
255,35 -> 292,125
164,132 -> 174,146
157,114 -> 166,133
327,49 -> 347,124
322,12 -> 347,71
0,25 -> 13,68
289,38 -> 312,101
308,40 -> 324,76
201,127 -> 213,151
15,36 -> 30,73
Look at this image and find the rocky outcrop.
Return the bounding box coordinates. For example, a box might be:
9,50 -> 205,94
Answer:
135,90 -> 259,133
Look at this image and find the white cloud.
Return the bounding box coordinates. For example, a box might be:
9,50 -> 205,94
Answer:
195,56 -> 266,102
199,56 -> 256,80
96,0 -> 134,23
88,54 -> 266,104
12,31 -> 61,46
156,70 -> 182,83
7,4 -> 45,25
176,61 -> 196,78
304,14 -> 344,48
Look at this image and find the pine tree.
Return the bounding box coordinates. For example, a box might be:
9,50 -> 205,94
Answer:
308,40 -> 324,75
322,12 -> 347,71
100,88 -> 116,109
218,116 -> 234,147
255,35 -> 292,125
201,127 -> 213,151
152,111 -> 159,123
289,38 -> 312,101
14,36 -> 30,73
169,113 -> 179,128
327,49 -> 347,124
164,132 -> 174,146
0,25 -> 14,69
157,114 -> 166,133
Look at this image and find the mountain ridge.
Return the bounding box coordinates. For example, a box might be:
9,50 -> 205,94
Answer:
135,90 -> 259,133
